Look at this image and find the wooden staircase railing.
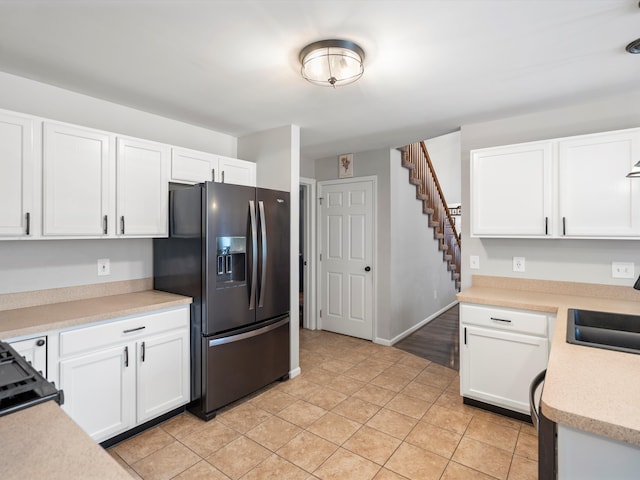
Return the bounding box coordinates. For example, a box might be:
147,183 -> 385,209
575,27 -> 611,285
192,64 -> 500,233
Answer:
400,141 -> 461,290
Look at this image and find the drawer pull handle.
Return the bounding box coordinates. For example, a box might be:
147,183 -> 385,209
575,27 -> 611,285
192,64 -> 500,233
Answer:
123,326 -> 146,334
124,346 -> 129,367
490,317 -> 512,323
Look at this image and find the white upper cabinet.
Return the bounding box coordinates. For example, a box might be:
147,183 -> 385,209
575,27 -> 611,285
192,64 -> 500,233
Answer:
558,129 -> 640,237
0,111 -> 36,237
471,127 -> 640,239
471,141 -> 553,237
116,137 -> 169,237
43,122 -> 112,237
218,155 -> 256,187
170,148 -> 256,187
171,147 -> 217,184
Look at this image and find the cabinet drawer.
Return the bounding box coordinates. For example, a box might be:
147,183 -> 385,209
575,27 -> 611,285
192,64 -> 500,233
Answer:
460,303 -> 547,336
59,307 -> 189,358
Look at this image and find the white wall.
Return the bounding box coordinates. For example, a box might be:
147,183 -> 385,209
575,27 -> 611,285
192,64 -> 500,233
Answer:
0,72 -> 238,294
424,130 -> 461,205
0,239 -> 150,294
390,150 -> 458,342
461,91 -> 640,289
238,125 -> 298,192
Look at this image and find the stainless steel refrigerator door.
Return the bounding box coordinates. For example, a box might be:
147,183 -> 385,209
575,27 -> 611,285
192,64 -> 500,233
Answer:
204,315 -> 290,414
204,182 -> 255,335
256,188 -> 290,323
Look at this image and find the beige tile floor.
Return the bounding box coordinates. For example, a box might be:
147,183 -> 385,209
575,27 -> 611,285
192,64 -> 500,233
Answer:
108,329 -> 538,480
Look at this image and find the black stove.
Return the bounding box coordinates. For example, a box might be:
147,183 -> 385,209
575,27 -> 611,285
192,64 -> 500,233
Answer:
0,341 -> 63,417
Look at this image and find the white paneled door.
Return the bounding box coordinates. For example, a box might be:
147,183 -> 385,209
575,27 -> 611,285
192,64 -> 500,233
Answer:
319,179 -> 374,340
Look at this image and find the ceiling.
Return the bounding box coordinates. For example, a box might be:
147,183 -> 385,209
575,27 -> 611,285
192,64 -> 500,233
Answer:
0,1 -> 638,160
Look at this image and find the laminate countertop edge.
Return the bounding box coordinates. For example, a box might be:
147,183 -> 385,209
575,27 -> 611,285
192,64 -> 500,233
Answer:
1,401 -> 133,480
0,290 -> 193,340
458,285 -> 640,448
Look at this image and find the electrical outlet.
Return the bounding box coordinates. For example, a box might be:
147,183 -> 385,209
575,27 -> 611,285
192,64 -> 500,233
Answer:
612,262 -> 634,279
470,255 -> 480,270
513,256 -> 525,273
97,258 -> 110,276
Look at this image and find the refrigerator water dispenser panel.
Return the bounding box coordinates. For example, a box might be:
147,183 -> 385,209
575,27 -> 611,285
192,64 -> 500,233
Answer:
216,236 -> 246,285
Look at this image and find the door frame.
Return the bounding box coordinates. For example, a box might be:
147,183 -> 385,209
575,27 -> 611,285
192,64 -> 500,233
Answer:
299,177 -> 317,330
317,176 -> 378,341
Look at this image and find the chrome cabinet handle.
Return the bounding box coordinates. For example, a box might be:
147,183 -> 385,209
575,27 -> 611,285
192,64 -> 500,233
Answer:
562,217 -> 566,236
211,168 -> 215,182
544,216 -> 548,235
490,317 -> 512,323
141,341 -> 146,362
103,215 -> 108,234
25,212 -> 31,235
124,346 -> 129,367
222,170 -> 225,183
120,216 -> 125,234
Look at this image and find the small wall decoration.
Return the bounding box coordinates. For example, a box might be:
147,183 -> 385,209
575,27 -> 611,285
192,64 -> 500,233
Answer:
338,153 -> 353,178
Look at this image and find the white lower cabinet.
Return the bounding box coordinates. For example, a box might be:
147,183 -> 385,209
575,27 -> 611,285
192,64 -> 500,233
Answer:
460,303 -> 551,415
8,335 -> 48,377
137,329 -> 190,424
60,344 -> 134,442
58,306 -> 189,442
558,424 -> 640,479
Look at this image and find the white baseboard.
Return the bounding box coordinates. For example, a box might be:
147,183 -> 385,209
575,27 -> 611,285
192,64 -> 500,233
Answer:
289,367 -> 301,379
379,300 -> 458,347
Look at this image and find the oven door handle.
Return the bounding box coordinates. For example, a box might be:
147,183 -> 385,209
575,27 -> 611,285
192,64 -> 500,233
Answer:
529,369 -> 546,431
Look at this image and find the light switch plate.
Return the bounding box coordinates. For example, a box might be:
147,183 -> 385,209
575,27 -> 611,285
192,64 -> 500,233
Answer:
470,255 -> 480,270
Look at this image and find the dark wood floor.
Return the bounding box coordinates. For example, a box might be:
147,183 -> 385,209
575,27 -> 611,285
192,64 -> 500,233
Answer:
394,304 -> 460,371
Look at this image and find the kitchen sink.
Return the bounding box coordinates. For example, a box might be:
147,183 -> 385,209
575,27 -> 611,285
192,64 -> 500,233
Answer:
567,308 -> 640,354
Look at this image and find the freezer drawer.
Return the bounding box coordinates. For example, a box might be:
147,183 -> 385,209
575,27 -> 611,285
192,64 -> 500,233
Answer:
204,315 -> 289,415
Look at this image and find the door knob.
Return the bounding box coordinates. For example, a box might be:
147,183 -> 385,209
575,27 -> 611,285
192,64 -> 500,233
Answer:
364,266 -> 371,272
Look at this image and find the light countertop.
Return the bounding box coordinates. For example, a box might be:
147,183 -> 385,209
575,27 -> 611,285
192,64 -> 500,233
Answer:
1,400 -> 133,480
457,275 -> 640,447
0,289 -> 192,340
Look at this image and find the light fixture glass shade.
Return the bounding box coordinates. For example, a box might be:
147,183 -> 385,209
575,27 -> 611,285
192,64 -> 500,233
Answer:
627,160 -> 640,178
299,39 -> 365,87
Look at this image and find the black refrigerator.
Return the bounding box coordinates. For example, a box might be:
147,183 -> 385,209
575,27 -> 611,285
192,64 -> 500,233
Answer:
154,181 -> 290,420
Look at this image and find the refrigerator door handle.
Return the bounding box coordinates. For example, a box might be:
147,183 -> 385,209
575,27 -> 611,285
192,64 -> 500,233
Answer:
209,316 -> 289,347
249,200 -> 258,310
258,200 -> 267,308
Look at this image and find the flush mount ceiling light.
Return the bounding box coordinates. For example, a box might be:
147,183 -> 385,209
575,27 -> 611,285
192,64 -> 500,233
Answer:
299,39 -> 365,88
627,160 -> 640,178
626,38 -> 640,54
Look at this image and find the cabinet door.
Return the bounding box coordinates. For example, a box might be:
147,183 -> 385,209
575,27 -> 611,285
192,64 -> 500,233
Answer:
471,142 -> 553,237
8,336 -> 47,377
116,137 -> 169,237
0,111 -> 35,237
59,344 -> 135,442
136,328 -> 190,424
558,129 -> 640,237
171,147 -> 218,183
43,122 -> 111,236
461,325 -> 548,414
219,156 -> 256,187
